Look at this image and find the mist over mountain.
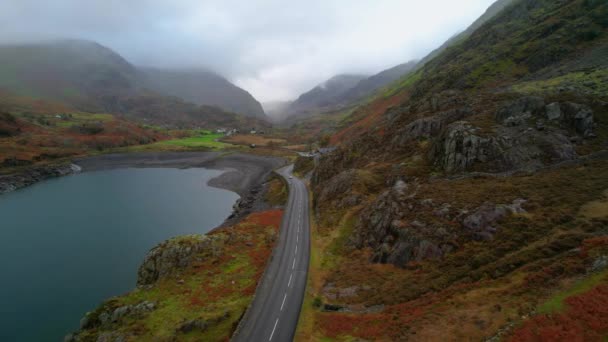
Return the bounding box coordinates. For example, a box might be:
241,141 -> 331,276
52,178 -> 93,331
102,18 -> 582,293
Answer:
413,0 -> 516,71
0,39 -> 267,120
336,60 -> 419,104
2,1 -> 608,341
262,101 -> 293,121
287,74 -> 367,116
280,0 -> 517,122
0,40 -> 139,111
139,68 -> 266,119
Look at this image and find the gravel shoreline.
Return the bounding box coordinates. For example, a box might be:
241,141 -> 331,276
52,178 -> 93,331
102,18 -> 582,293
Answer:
74,152 -> 286,197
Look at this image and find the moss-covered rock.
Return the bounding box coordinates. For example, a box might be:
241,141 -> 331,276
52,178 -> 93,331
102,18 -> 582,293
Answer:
137,235 -> 225,286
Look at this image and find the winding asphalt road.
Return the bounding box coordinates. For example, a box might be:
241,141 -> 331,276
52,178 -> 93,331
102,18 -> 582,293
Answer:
232,165 -> 310,342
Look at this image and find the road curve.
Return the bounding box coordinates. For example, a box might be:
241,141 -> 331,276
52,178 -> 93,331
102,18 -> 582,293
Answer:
232,165 -> 310,342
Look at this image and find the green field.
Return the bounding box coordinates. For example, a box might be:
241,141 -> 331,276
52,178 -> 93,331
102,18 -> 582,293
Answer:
120,132 -> 232,152
157,133 -> 230,149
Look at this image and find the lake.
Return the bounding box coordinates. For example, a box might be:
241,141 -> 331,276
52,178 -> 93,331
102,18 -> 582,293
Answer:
0,168 -> 240,341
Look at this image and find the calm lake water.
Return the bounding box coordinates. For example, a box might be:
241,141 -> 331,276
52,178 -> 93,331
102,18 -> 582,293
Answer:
0,168 -> 239,341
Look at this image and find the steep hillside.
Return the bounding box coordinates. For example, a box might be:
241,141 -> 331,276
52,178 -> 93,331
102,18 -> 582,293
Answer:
284,63 -> 419,124
335,60 -> 418,105
0,40 -> 138,111
301,0 -> 608,340
282,0 -> 516,130
414,0 -> 517,72
287,74 -> 367,116
139,68 -> 267,119
0,91 -> 165,169
0,40 -> 268,127
112,94 -> 269,130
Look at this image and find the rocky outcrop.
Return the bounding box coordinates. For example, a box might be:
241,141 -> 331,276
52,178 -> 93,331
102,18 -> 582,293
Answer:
353,180 -> 457,268
352,180 -> 530,267
315,170 -> 361,209
431,97 -> 596,174
497,97 -> 596,137
559,102 -> 595,137
79,301 -> 156,331
137,235 -> 224,286
0,163 -> 81,194
495,96 -> 546,122
463,199 -> 527,240
391,108 -> 471,147
432,120 -> 578,173
176,311 -> 230,334
66,301 -> 156,341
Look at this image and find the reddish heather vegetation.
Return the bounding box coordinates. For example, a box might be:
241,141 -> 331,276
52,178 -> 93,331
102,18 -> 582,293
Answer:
0,93 -> 166,168
510,284 -> 608,342
73,209 -> 284,341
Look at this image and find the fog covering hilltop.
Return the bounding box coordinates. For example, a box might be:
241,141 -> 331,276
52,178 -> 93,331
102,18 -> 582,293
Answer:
287,74 -> 368,116
0,39 -> 267,120
139,68 -> 266,119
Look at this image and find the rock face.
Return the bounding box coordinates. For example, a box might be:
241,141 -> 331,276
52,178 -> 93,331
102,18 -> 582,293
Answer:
352,180 -> 530,267
496,97 -> 595,137
432,121 -> 578,173
353,180 -> 456,268
79,301 -> 156,331
463,199 -> 527,240
67,301 -> 157,341
431,96 -> 597,174
495,96 -> 546,122
176,312 -> 230,334
391,108 -> 471,147
560,102 -> 595,137
315,170 -> 361,210
137,235 -> 223,286
0,163 -> 81,194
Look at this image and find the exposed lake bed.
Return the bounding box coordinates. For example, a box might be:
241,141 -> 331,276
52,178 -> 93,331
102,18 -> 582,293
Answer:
0,152 -> 284,341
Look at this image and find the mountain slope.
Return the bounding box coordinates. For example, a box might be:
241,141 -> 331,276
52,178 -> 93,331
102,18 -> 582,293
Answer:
0,40 -> 138,111
287,74 -> 367,116
414,0 -> 517,72
302,0 -> 608,340
284,0 -> 515,125
0,40 -> 267,122
335,60 -> 418,105
139,68 -> 266,119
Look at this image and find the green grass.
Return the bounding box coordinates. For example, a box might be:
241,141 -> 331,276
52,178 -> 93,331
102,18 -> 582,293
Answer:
512,68 -> 608,98
384,70 -> 422,98
120,133 -> 233,152
156,133 -> 229,149
322,211 -> 357,270
538,270 -> 608,314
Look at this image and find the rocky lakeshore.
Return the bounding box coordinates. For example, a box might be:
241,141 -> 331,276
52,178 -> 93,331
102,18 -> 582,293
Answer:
54,152 -> 288,341
74,152 -> 286,225
0,163 -> 82,194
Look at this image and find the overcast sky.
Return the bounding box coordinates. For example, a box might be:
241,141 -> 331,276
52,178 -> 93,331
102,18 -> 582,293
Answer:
0,0 -> 497,102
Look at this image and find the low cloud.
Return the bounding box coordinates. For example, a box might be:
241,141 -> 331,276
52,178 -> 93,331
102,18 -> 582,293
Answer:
0,0 -> 497,101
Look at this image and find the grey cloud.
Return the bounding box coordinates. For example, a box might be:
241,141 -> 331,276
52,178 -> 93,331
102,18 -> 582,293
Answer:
0,0 -> 497,101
